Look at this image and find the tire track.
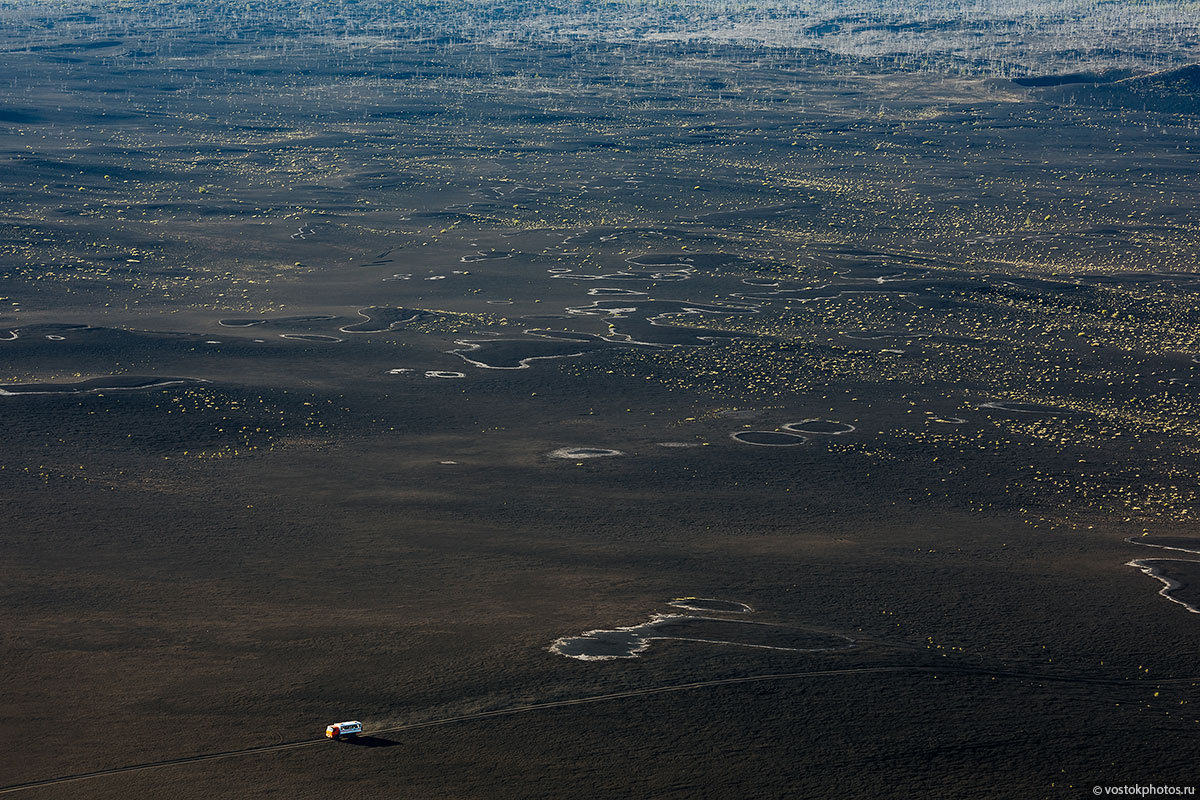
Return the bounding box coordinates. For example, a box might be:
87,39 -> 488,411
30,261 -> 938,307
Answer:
3,665 -> 1194,794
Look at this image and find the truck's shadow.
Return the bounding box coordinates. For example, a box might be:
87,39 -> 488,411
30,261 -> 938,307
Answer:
343,736 -> 401,748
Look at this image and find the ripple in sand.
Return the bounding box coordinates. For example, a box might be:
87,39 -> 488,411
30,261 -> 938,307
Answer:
563,227 -> 718,247
461,251 -> 512,263
624,256 -> 693,268
551,268 -> 694,283
730,431 -> 807,446
842,329 -> 931,341
450,334 -> 611,370
1126,535 -> 1200,555
668,598 -> 752,613
547,447 -> 623,459
567,299 -> 755,346
1125,537 -> 1200,614
0,375 -> 205,396
738,286 -> 920,305
550,613 -> 854,660
340,307 -> 430,333
782,419 -> 855,435
979,401 -> 1084,416
1125,559 -> 1200,614
5,323 -> 88,341
588,288 -> 646,296
279,333 -> 343,342
219,315 -> 336,328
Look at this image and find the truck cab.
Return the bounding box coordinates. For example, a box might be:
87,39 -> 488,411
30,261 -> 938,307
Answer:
325,720 -> 363,739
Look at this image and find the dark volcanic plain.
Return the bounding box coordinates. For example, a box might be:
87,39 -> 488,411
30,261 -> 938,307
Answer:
2,3 -> 1200,798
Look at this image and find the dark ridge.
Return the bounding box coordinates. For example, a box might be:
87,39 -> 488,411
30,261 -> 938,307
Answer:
1040,64 -> 1200,113
1116,63 -> 1200,91
0,107 -> 42,123
0,376 -> 203,396
1012,71 -> 1125,87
